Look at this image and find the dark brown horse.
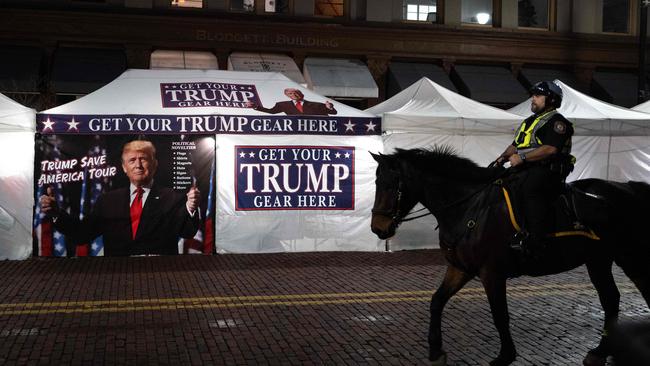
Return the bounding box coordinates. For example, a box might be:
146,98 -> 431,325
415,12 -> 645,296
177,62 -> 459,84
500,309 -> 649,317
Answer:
370,147 -> 650,366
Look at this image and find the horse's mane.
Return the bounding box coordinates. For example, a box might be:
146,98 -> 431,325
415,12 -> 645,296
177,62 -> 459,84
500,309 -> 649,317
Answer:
390,146 -> 496,183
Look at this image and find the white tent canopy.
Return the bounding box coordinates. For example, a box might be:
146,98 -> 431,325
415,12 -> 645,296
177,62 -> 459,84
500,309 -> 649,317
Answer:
0,93 -> 35,260
509,80 -> 650,183
366,77 -> 523,251
366,77 -> 524,135
632,99 -> 650,113
509,80 -> 650,136
40,69 -> 383,254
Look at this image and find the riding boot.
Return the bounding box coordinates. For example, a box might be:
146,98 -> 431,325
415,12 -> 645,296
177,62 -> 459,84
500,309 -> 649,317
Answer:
521,233 -> 547,260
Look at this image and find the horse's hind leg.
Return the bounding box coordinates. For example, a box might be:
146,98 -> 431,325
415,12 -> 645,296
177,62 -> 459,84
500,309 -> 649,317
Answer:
583,259 -> 620,366
616,253 -> 650,307
428,265 -> 472,365
479,270 -> 516,366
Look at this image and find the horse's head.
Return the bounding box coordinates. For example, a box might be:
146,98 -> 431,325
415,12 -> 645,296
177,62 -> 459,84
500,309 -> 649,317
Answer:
370,152 -> 418,239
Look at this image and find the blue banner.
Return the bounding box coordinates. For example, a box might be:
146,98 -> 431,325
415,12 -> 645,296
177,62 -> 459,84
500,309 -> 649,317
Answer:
36,114 -> 381,136
160,82 -> 262,108
235,146 -> 355,210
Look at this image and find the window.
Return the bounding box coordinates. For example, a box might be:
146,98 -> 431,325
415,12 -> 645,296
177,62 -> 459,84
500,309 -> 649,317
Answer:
171,0 -> 202,8
315,0 -> 344,17
265,0 -> 290,14
231,0 -> 255,12
462,0 -> 493,25
518,0 -> 549,28
404,1 -> 438,22
602,0 -> 629,33
150,50 -> 219,70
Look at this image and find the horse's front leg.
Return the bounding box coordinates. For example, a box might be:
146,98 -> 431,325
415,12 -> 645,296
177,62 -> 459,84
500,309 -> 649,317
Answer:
429,265 -> 472,365
583,259 -> 619,366
480,270 -> 517,366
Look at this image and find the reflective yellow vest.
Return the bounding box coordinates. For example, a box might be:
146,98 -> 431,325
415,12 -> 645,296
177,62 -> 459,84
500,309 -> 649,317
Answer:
514,110 -> 557,150
514,109 -> 574,162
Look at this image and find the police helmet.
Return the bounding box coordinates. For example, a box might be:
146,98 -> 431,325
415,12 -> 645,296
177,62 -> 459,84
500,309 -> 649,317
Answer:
530,81 -> 563,108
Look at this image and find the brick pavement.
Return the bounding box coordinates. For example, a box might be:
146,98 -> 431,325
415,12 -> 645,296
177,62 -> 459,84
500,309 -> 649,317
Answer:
0,250 -> 647,365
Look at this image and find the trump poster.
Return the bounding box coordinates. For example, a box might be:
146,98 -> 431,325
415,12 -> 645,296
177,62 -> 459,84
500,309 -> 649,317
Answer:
33,134 -> 216,257
37,69 -> 383,255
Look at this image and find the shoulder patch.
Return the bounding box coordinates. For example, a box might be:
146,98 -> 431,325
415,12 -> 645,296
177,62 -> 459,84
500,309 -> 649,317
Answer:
553,120 -> 567,134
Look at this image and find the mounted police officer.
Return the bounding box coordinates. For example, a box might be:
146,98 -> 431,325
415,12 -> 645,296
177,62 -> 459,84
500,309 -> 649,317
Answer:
495,81 -> 575,254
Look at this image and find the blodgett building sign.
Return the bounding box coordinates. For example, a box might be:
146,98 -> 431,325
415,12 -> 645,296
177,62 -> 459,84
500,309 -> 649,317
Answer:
196,30 -> 340,48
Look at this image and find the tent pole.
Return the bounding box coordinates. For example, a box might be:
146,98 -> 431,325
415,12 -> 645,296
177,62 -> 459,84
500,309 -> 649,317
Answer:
639,1 -> 649,104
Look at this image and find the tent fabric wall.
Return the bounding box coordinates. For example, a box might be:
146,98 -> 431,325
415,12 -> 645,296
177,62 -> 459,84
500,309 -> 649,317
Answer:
367,78 -> 524,250
510,80 -> 650,183
371,78 -> 650,251
509,80 -> 650,136
215,134 -> 383,253
366,77 -> 523,135
39,69 -> 382,254
382,132 -> 512,250
0,93 -> 36,260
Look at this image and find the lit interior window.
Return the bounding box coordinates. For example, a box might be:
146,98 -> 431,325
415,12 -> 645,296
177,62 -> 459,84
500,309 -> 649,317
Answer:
171,0 -> 203,8
405,2 -> 437,22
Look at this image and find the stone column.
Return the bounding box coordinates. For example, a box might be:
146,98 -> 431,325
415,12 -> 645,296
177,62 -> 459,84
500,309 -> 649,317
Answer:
40,42 -> 58,110
573,0 -> 603,34
444,0 -> 461,26
366,55 -> 391,106
501,0 -> 518,29
215,50 -> 231,70
574,64 -> 596,91
125,44 -> 152,69
294,0 -> 315,17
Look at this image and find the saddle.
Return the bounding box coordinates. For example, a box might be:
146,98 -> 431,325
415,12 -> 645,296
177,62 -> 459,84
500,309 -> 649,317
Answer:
498,172 -> 604,241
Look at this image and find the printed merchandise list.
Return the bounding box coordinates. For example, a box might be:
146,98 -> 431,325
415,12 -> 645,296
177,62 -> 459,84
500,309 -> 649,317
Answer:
172,141 -> 195,190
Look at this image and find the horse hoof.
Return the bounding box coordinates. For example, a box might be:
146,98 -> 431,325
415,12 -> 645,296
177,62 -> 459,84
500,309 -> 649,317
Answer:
430,353 -> 447,366
583,352 -> 606,366
489,353 -> 517,366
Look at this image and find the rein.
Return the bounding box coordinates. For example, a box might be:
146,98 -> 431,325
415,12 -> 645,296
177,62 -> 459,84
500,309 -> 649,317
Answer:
389,167 -> 510,224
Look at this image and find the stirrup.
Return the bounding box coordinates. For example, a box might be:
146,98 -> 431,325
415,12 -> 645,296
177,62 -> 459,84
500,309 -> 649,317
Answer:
510,231 -> 529,250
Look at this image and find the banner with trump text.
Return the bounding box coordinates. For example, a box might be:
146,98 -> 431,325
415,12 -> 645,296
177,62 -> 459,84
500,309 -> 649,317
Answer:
33,134 -> 216,257
36,70 -> 384,254
215,134 -> 383,253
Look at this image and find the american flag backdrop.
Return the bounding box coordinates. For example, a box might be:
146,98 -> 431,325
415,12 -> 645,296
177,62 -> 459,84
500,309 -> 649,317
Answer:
203,156 -> 215,254
34,144 -> 67,257
76,140 -> 108,256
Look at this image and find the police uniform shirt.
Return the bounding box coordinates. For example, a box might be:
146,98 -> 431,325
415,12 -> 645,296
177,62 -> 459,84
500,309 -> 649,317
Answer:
512,112 -> 574,151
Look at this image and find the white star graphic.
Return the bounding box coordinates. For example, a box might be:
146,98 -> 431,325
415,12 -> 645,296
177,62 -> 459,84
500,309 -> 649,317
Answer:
42,118 -> 55,132
335,152 -> 341,158
91,243 -> 98,251
66,118 -> 80,131
54,244 -> 63,252
365,121 -> 377,132
54,232 -> 62,239
239,152 -> 246,158
344,152 -> 351,159
249,152 -> 255,158
344,120 -> 355,132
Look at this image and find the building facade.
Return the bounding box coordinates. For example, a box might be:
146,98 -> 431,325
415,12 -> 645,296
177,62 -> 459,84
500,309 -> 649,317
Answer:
0,0 -> 645,110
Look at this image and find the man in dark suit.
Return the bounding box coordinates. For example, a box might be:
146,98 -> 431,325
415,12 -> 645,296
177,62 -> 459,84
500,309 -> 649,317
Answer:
246,88 -> 337,116
40,140 -> 201,256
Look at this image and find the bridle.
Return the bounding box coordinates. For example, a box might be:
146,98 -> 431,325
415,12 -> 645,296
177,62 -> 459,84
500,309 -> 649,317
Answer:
371,172 -> 429,228
371,167 -> 504,228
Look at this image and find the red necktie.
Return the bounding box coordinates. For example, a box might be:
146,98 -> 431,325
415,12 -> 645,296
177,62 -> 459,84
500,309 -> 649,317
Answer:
130,187 -> 144,240
295,101 -> 303,113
